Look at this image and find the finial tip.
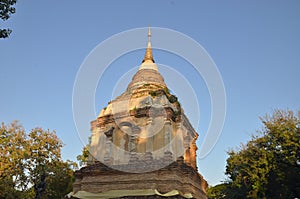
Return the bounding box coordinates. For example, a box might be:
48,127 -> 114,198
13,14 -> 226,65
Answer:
148,27 -> 151,39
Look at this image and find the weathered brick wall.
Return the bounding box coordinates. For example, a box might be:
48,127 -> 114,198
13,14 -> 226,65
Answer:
73,158 -> 207,199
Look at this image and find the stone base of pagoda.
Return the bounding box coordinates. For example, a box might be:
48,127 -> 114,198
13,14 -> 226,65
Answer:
71,157 -> 207,199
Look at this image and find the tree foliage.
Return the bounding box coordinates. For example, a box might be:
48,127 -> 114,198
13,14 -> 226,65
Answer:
76,136 -> 91,167
0,121 -> 75,199
0,0 -> 17,38
76,144 -> 90,167
209,110 -> 300,199
207,183 -> 229,199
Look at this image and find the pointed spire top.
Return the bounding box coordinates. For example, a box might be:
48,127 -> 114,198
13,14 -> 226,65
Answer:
147,26 -> 151,45
142,27 -> 155,63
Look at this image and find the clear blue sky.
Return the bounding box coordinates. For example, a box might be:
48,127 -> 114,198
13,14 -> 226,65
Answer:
1,1 -> 299,186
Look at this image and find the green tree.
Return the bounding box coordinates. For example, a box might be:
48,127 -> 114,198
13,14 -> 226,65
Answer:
224,110 -> 300,199
0,121 -> 27,198
0,0 -> 17,38
76,145 -> 90,167
42,160 -> 75,199
76,136 -> 91,167
207,183 -> 229,199
0,121 -> 75,198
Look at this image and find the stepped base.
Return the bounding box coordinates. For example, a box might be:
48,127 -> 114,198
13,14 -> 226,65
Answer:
71,158 -> 207,199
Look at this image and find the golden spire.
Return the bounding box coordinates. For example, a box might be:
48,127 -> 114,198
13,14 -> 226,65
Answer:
142,27 -> 155,63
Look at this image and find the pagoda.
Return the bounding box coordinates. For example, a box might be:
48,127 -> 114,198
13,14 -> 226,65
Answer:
70,28 -> 208,199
